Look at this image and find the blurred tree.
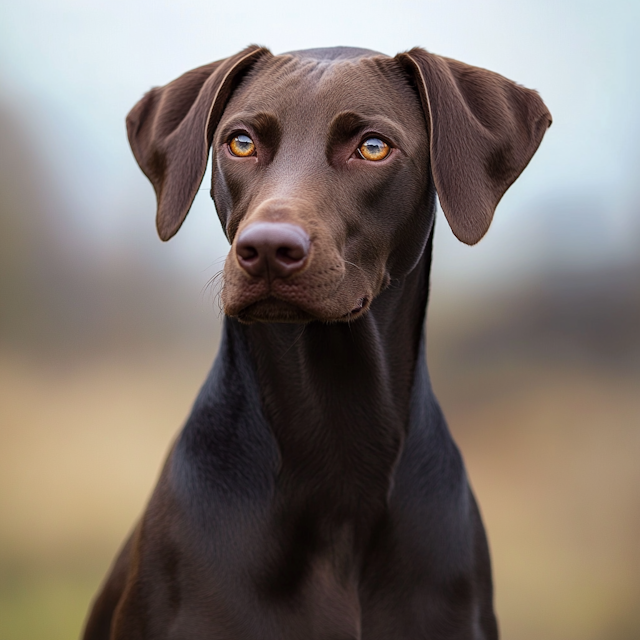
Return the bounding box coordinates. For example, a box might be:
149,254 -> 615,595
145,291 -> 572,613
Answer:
0,100 -> 60,346
0,101 -> 215,357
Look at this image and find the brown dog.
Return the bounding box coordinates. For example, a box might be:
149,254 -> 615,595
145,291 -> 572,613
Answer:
83,45 -> 550,639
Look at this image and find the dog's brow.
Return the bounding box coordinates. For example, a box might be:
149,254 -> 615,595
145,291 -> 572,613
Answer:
218,111 -> 282,148
326,111 -> 409,151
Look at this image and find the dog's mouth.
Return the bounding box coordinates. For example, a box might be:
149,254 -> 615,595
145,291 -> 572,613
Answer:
341,297 -> 370,319
236,298 -> 316,324
222,244 -> 375,324
234,295 -> 371,324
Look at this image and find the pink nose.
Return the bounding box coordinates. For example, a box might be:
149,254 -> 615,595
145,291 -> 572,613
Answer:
235,222 -> 310,279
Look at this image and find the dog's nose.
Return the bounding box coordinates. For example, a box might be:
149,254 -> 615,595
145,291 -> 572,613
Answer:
235,222 -> 310,279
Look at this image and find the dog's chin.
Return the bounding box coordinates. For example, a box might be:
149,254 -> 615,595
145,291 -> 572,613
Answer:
234,298 -> 315,324
230,297 -> 371,324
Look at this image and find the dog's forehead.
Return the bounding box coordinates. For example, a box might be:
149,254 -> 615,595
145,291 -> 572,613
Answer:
225,50 -> 421,126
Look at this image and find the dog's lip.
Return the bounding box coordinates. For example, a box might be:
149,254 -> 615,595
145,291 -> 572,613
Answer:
231,294 -> 371,324
235,297 -> 316,323
223,259 -> 372,322
342,297 -> 370,319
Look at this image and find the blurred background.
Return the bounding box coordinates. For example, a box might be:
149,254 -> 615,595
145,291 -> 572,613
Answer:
1,0 -> 639,638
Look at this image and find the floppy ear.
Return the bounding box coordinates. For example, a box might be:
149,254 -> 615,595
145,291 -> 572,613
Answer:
396,48 -> 552,245
126,45 -> 271,241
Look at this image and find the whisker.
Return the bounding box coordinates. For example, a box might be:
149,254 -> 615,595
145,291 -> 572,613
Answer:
202,269 -> 226,316
201,254 -> 229,274
199,254 -> 229,316
344,260 -> 366,276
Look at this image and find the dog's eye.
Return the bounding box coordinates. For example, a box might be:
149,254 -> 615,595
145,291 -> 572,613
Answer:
358,138 -> 390,161
229,134 -> 256,157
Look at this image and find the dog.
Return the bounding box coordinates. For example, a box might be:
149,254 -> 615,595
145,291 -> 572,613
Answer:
82,45 -> 551,639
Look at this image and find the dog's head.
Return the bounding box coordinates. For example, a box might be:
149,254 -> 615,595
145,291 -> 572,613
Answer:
127,46 -> 551,323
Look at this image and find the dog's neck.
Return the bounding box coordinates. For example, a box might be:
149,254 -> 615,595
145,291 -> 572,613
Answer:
222,232 -> 434,523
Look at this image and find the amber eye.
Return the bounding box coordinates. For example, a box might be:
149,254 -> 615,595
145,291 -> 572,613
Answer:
229,134 -> 255,157
358,137 -> 390,161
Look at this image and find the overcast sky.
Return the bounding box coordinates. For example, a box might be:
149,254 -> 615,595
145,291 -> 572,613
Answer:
1,0 -> 638,288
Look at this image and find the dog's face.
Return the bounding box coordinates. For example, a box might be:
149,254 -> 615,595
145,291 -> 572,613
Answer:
126,46 -> 551,323
214,53 -> 432,323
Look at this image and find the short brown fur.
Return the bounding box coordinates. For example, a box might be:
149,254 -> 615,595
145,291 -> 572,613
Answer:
84,45 -> 551,640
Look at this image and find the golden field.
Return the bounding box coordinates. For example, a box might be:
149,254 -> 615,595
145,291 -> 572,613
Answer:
1,285 -> 638,640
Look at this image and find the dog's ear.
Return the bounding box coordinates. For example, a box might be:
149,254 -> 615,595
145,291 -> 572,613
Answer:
396,48 -> 551,245
126,46 -> 271,241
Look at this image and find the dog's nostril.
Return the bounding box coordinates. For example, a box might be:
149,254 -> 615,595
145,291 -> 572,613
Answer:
276,245 -> 305,264
238,245 -> 258,261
